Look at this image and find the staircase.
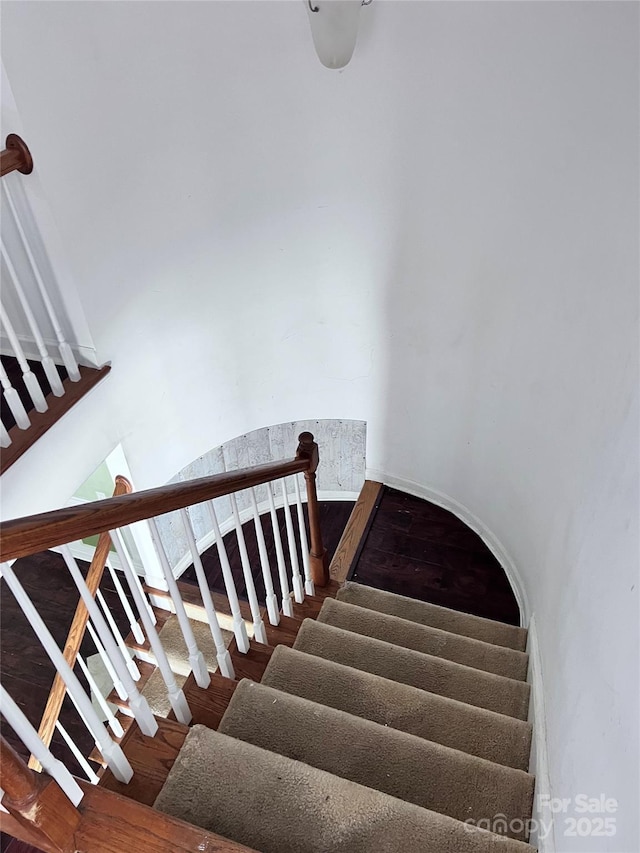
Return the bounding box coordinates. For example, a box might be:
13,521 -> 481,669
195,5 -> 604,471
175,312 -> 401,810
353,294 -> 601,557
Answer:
0,438 -> 537,853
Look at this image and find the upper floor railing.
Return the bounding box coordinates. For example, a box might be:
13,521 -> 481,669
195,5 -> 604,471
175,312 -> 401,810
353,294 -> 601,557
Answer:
0,431 -> 327,850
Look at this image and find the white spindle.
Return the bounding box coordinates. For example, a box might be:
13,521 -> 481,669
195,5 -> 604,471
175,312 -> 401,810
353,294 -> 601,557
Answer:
0,361 -> 29,429
0,684 -> 85,805
75,652 -> 124,738
147,517 -> 211,688
111,529 -> 191,725
249,487 -> 280,626
1,242 -> 64,396
54,720 -> 100,785
0,562 -> 132,783
206,504 -> 250,653
60,546 -> 158,738
0,306 -> 47,413
280,478 -> 304,604
3,183 -> 80,381
267,482 -> 294,617
229,492 -> 267,644
115,536 -> 156,626
293,474 -> 315,596
96,589 -> 140,681
86,621 -> 127,701
105,559 -> 145,645
1,421 -> 11,447
178,509 -> 235,678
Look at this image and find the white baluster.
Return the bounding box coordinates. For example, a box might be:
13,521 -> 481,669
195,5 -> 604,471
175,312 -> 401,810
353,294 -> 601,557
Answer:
116,535 -> 156,626
105,559 -> 145,645
206,504 -> 250,653
249,487 -> 280,626
147,517 -> 211,688
54,720 -> 100,785
0,562 -> 132,784
0,307 -> 47,412
0,361 -> 29,429
1,421 -> 11,447
229,492 -> 267,645
280,478 -> 304,604
293,474 -> 315,596
75,652 -> 124,738
59,546 -> 158,738
0,242 -> 64,396
0,684 -> 85,804
86,621 -> 127,701
267,483 -> 294,617
95,589 -> 140,681
3,183 -> 80,381
111,529 -> 191,725
178,509 -> 235,678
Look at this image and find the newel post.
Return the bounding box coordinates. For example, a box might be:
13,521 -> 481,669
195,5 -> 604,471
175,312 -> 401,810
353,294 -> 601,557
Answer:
0,737 -> 80,852
296,432 -> 329,587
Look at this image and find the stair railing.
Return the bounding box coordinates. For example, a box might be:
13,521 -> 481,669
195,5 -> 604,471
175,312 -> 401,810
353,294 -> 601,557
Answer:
0,432 -> 327,846
1,133 -> 84,464
28,476 -> 132,772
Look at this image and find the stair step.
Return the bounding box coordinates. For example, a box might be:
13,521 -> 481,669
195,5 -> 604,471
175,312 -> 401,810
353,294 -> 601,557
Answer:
145,581 -> 255,627
261,645 -> 532,770
168,671 -> 238,730
99,716 -> 189,806
154,726 -> 534,853
318,598 -> 529,681
219,680 -> 534,841
337,581 -> 528,651
294,619 -> 530,720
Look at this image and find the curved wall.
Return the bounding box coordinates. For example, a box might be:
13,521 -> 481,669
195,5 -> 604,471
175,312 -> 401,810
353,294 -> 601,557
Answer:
2,4 -> 638,851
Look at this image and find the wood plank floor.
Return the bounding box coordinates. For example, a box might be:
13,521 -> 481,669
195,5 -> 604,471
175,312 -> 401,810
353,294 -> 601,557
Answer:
352,486 -> 520,625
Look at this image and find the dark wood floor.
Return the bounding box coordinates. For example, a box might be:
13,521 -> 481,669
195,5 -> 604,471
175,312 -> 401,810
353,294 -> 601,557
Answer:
0,355 -> 68,432
352,486 -> 520,625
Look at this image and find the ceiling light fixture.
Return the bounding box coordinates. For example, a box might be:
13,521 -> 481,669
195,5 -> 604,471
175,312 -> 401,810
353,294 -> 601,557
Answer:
306,0 -> 372,70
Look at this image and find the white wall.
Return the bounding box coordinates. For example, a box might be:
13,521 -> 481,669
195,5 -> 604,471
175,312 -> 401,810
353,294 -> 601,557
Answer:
1,3 -> 637,850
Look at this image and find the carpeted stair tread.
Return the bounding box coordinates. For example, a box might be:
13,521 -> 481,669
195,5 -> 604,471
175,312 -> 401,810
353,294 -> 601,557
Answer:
262,646 -> 532,769
155,615 -> 233,677
141,667 -> 188,718
318,599 -> 529,681
337,582 -> 528,651
294,620 -> 530,720
154,726 -> 534,853
218,680 -> 534,840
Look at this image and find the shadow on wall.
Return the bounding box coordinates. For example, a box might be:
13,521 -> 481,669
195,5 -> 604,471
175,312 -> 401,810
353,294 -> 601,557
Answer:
155,418 -> 366,573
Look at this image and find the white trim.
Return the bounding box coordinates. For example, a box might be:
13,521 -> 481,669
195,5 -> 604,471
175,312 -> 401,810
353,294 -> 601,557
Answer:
527,614 -> 555,853
0,336 -> 99,369
365,468 -> 530,625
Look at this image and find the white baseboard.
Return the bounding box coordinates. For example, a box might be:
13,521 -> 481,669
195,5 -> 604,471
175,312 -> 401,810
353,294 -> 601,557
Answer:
364,468 -> 530,625
527,614 -> 555,852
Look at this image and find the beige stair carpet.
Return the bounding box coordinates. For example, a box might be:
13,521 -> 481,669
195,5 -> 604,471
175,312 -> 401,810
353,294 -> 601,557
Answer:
219,680 -> 534,841
294,619 -> 530,720
262,645 -> 532,770
154,726 -> 534,853
153,614 -> 233,677
318,598 -> 529,681
337,582 -> 528,651
141,667 -> 188,718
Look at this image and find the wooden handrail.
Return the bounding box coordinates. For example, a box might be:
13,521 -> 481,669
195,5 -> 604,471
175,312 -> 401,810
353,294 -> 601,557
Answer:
1,134 -> 33,178
0,457 -> 311,562
28,476 -> 132,772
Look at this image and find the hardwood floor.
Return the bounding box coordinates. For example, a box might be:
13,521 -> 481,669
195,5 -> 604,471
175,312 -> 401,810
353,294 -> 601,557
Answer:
352,486 -> 520,625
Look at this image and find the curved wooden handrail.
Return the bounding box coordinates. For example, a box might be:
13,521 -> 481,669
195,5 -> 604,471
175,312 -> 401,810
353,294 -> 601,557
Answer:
28,476 -> 132,772
1,134 -> 33,178
1,457 -> 312,563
